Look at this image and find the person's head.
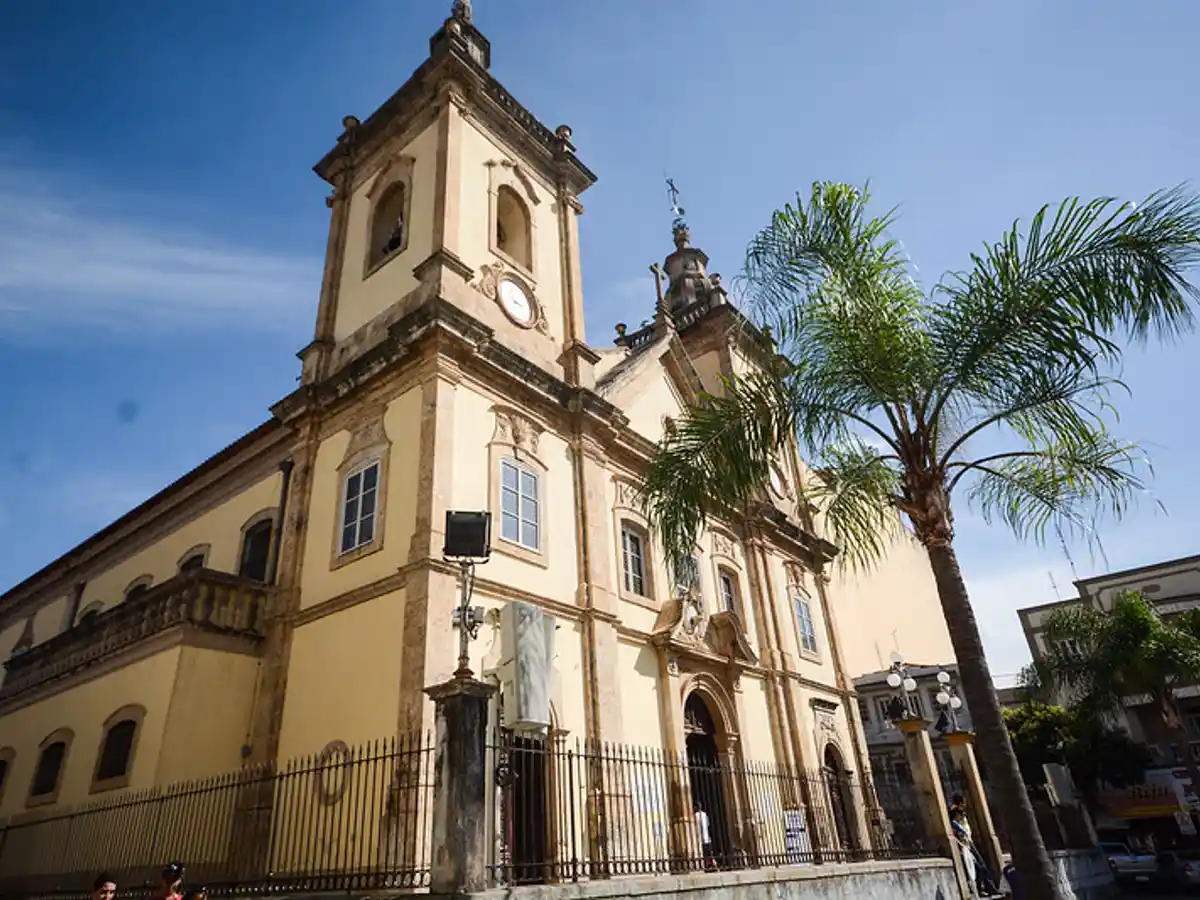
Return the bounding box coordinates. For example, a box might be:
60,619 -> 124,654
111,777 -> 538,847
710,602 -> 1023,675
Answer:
951,793 -> 965,808
92,874 -> 117,900
160,863 -> 185,894
950,806 -> 965,822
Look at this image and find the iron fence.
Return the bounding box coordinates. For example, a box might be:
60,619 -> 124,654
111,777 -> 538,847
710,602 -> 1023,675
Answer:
0,733 -> 434,899
487,732 -> 939,886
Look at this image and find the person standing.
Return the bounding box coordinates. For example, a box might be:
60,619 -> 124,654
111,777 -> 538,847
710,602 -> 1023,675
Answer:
151,863 -> 185,900
693,803 -> 715,870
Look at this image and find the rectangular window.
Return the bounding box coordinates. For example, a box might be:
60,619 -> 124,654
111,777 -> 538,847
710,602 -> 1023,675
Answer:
340,461 -> 380,554
857,698 -> 872,730
874,697 -> 895,728
621,526 -> 647,596
500,460 -> 539,551
793,593 -> 818,653
719,570 -> 739,613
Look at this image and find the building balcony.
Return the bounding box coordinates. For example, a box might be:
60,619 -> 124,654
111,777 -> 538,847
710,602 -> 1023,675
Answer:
1,569 -> 273,703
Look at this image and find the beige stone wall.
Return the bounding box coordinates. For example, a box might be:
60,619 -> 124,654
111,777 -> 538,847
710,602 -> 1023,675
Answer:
298,387 -> 423,611
830,531 -> 952,677
333,120 -> 439,343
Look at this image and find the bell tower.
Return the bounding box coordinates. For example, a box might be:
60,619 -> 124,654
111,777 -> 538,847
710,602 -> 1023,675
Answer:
300,2 -> 598,387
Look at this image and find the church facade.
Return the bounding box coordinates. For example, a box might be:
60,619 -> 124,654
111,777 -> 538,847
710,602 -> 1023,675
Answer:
0,3 -> 951,878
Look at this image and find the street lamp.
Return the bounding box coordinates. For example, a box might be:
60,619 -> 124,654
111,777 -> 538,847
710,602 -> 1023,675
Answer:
884,652 -> 919,722
934,669 -> 964,732
443,510 -> 492,680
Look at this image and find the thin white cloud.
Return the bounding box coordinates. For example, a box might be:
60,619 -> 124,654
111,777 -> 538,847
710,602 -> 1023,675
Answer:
0,163 -> 319,337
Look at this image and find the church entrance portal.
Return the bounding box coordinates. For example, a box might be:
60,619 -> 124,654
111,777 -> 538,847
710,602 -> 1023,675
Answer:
684,693 -> 732,867
822,744 -> 857,854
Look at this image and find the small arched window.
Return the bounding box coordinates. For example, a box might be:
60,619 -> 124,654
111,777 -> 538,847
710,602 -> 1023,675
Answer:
239,518 -> 274,583
29,729 -> 72,806
370,182 -> 407,268
124,577 -> 152,602
76,602 -> 104,627
92,706 -> 146,793
179,553 -> 205,573
496,185 -> 532,271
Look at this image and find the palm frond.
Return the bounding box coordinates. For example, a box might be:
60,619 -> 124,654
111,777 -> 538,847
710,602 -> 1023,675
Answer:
927,186 -> 1200,435
638,375 -> 793,575
800,440 -> 902,571
962,430 -> 1148,547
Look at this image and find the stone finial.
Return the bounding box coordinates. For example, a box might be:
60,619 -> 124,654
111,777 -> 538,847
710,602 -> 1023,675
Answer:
615,322 -> 627,337
451,0 -> 472,23
672,221 -> 691,250
341,115 -> 360,132
710,273 -> 722,286
556,124 -> 573,141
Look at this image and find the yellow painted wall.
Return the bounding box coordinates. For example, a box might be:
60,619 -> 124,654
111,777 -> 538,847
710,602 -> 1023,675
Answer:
829,531 -> 952,678
0,647 -> 182,815
334,120 -> 439,342
30,596 -> 69,648
449,384 -> 579,602
277,590 -> 406,761
300,388 -> 422,610
156,646 -> 259,783
618,638 -> 664,748
78,471 -> 283,618
622,365 -> 686,446
737,676 -> 777,765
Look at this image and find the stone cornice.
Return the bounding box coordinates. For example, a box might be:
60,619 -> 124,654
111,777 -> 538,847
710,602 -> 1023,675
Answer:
313,34 -> 595,196
0,421 -> 292,620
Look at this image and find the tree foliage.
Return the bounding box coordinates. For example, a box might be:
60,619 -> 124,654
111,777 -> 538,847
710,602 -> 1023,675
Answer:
1003,702 -> 1149,795
640,182 -> 1200,575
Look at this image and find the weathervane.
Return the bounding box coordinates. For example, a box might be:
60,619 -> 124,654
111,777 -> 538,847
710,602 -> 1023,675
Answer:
666,176 -> 687,228
451,0 -> 472,23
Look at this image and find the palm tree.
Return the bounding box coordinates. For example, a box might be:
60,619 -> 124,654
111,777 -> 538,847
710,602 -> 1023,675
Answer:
638,181 -> 1200,900
1031,590 -> 1200,801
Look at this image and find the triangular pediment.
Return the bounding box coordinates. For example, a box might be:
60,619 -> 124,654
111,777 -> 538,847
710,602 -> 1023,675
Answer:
598,332 -> 704,444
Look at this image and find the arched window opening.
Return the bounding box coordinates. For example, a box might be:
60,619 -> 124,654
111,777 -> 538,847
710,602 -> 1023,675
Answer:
96,720 -> 137,782
496,185 -> 532,271
31,740 -> 67,799
180,553 -> 205,573
370,182 -> 407,267
239,518 -> 274,583
125,578 -> 152,603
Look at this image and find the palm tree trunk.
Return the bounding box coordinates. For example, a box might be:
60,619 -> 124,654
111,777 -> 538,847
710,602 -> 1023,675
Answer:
925,540 -> 1063,900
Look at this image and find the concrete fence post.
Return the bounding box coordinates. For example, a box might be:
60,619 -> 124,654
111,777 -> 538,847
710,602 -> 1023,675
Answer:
946,730 -> 1005,880
425,676 -> 497,895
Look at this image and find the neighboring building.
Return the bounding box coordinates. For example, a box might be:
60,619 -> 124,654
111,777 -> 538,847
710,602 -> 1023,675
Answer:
1018,553 -> 1200,839
854,664 -> 974,778
996,685 -> 1028,710
0,2 -> 953,881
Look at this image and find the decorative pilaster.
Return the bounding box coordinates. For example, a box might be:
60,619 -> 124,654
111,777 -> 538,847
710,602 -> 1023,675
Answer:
897,719 -> 971,899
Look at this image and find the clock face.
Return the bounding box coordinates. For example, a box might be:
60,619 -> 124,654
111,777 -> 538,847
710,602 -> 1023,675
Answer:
498,277 -> 534,327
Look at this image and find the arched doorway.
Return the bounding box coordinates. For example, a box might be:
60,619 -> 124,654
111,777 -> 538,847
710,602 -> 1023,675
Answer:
684,693 -> 732,868
822,744 -> 858,856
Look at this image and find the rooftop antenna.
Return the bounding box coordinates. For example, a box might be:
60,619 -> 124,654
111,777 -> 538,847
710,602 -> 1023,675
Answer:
1048,570 -> 1062,602
1055,521 -> 1079,581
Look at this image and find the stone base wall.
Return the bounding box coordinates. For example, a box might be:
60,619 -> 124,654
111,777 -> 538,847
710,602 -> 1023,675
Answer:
458,859 -> 958,900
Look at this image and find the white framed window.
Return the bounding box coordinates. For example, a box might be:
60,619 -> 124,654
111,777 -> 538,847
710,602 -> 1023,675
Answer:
340,460 -> 380,555
718,569 -> 739,613
500,459 -> 539,551
621,525 -> 647,596
793,593 -> 818,653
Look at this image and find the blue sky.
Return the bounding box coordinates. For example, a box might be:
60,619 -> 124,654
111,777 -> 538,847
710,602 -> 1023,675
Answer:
1,1 -> 1197,682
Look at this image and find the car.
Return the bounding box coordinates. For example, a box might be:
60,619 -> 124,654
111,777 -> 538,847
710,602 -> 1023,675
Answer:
1100,841 -> 1158,885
